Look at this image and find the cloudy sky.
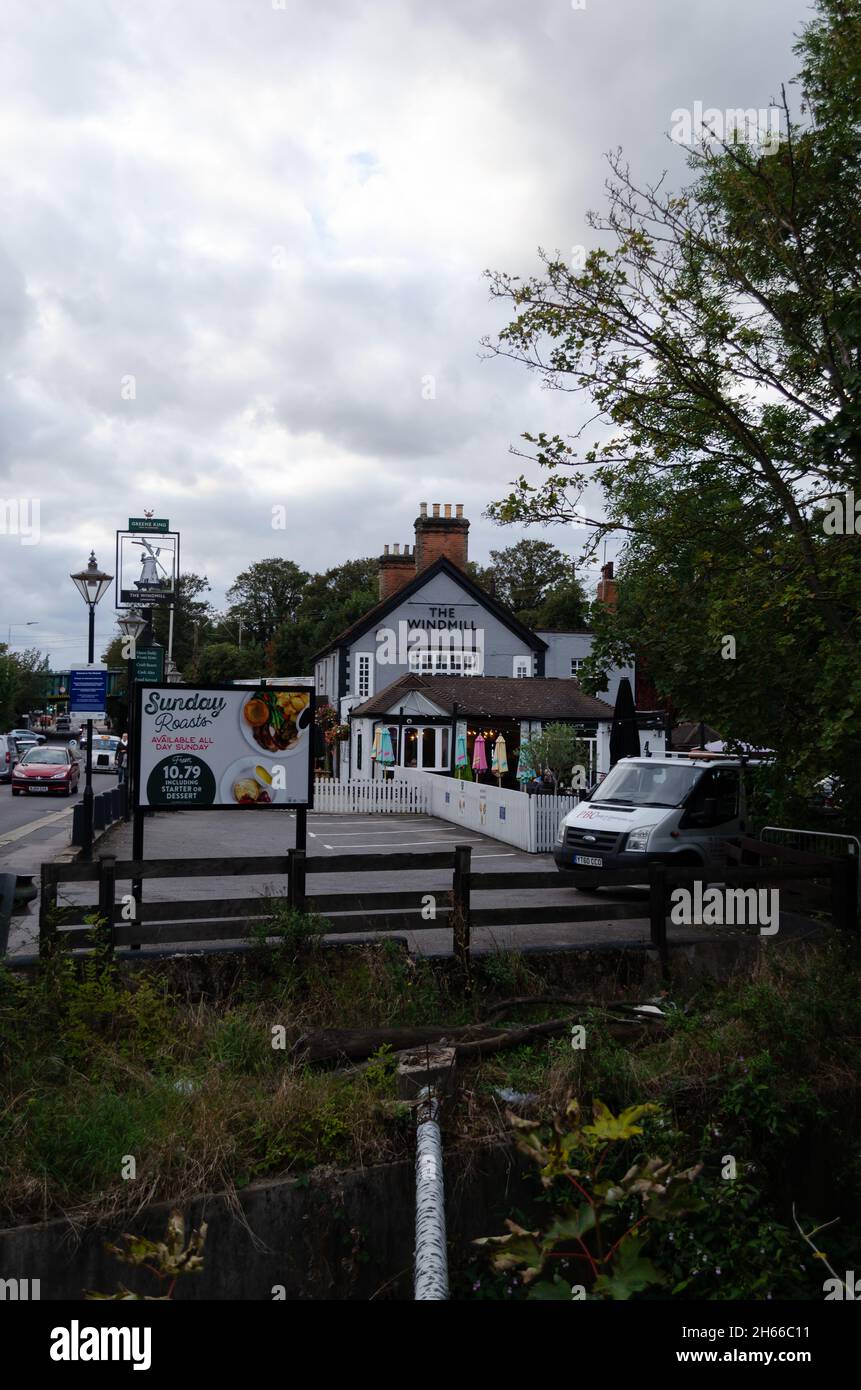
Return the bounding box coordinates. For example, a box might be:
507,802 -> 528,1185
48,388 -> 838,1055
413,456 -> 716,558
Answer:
0,0 -> 806,668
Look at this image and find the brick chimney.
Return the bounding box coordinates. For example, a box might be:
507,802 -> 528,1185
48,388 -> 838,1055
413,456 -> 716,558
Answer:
596,560 -> 618,610
378,543 -> 416,601
414,501 -> 469,574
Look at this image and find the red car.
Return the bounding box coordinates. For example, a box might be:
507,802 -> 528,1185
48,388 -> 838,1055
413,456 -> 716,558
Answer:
11,746 -> 80,796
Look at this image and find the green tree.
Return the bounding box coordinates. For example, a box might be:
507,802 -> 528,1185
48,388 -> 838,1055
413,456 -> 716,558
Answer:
196,641 -> 266,684
484,0 -> 861,821
486,540 -> 571,625
269,557 -> 378,673
520,723 -> 590,790
225,559 -> 309,649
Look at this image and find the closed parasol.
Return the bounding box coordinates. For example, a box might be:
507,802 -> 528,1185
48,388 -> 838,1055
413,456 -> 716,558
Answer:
492,733 -> 508,786
379,726 -> 396,766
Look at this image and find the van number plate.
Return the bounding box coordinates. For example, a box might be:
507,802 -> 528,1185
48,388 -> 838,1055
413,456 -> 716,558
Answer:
574,854 -> 603,868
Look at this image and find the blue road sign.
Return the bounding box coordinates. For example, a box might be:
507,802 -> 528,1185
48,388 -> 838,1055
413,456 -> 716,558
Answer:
69,667 -> 108,718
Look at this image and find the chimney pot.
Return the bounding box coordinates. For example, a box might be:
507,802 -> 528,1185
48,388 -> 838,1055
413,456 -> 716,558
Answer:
444,503 -> 451,518
432,503 -> 440,517
455,504 -> 463,518
393,543 -> 400,555
383,544 -> 390,556
419,502 -> 427,517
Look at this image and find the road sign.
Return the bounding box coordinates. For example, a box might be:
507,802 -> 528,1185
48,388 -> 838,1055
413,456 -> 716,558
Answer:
69,667 -> 108,721
134,646 -> 165,683
129,517 -> 169,532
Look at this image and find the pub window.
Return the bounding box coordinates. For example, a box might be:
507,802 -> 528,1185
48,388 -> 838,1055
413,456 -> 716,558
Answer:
403,727 -> 419,767
420,727 -> 436,768
513,656 -> 530,678
571,658 -> 586,676
439,727 -> 450,767
355,653 -> 372,699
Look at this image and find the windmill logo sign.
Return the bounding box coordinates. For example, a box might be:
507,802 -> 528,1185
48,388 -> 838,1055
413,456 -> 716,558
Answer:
116,524 -> 179,607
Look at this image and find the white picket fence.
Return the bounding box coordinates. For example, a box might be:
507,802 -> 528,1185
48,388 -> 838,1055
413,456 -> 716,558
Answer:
312,773 -> 578,851
312,778 -> 429,814
531,793 -> 580,852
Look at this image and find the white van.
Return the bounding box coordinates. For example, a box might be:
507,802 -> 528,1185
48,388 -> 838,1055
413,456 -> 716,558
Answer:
0,734 -> 15,783
554,752 -> 764,888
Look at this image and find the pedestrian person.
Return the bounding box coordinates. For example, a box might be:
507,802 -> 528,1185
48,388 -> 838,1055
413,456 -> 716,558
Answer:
116,732 -> 129,786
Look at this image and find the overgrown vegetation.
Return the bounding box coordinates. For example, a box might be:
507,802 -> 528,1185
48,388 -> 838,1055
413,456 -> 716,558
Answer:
1,923 -> 859,1301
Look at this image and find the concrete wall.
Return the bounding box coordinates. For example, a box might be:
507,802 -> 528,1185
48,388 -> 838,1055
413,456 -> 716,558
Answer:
0,1146 -> 526,1302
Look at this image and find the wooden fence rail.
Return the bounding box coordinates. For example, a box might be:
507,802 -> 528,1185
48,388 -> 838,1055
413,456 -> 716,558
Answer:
37,834 -> 857,963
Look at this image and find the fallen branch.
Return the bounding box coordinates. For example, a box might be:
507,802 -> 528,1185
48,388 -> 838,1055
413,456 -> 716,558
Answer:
297,1014 -> 665,1065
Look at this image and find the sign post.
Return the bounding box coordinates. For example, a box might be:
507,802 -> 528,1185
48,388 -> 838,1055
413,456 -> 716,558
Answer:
133,646 -> 165,684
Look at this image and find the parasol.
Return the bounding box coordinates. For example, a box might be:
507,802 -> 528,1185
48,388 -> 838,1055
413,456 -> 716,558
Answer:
491,733 -> 508,787
378,726 -> 396,766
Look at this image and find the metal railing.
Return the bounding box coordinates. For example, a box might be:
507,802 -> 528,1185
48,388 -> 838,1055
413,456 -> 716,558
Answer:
761,827 -> 861,906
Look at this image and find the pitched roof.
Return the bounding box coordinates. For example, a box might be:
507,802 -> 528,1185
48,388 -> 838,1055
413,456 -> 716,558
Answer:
350,674 -> 614,721
311,556 -> 548,661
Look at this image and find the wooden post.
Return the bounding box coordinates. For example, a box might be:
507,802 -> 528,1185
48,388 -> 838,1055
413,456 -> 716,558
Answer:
288,848 -> 306,914
130,807 -> 145,950
39,863 -> 58,957
98,853 -> 117,953
649,862 -> 668,977
295,805 -> 307,854
452,843 -> 472,989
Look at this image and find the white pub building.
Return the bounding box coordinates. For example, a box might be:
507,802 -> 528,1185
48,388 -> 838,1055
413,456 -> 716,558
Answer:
313,502 -> 664,784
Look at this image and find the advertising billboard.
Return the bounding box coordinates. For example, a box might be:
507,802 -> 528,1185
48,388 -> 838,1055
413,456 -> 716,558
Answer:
135,683 -> 314,809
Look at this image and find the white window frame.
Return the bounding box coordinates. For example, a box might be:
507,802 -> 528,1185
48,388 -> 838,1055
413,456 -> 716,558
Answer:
513,656 -> 531,678
355,652 -> 373,699
407,649 -> 480,676
571,657 -> 587,677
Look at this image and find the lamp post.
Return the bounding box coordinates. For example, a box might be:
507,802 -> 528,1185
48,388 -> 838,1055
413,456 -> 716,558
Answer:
116,612 -> 147,821
70,552 -> 113,859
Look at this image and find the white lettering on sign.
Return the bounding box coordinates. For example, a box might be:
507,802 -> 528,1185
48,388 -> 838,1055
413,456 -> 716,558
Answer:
143,692 -> 228,733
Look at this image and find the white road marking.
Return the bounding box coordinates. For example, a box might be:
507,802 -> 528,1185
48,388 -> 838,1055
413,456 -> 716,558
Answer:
319,837 -> 484,850
473,852 -> 517,858
0,805 -> 74,846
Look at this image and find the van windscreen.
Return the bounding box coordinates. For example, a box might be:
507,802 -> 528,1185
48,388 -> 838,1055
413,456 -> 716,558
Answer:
591,762 -> 702,808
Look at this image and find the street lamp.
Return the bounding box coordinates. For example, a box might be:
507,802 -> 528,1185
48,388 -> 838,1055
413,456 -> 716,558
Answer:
6,620 -> 39,646
70,552 -> 113,859
116,612 -> 147,820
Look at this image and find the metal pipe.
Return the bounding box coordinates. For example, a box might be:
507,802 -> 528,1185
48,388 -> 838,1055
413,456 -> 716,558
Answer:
414,1091 -> 448,1300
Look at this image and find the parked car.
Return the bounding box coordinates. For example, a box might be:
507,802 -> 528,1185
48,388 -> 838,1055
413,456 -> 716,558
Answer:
8,735 -> 40,764
554,751 -> 766,889
8,727 -> 46,744
90,734 -> 121,773
11,745 -> 80,796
